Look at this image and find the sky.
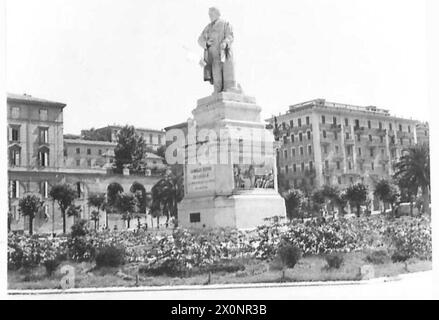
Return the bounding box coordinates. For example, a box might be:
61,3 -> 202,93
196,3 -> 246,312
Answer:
5,0 -> 429,135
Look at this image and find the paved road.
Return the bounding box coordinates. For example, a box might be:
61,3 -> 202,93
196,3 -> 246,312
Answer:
8,271 -> 436,300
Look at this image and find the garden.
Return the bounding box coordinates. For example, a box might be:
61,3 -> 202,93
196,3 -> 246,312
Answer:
8,214 -> 432,290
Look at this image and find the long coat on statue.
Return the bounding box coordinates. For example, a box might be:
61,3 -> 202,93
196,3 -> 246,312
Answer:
198,18 -> 236,92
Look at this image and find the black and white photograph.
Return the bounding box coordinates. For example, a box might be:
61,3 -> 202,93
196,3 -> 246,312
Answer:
1,0 -> 437,301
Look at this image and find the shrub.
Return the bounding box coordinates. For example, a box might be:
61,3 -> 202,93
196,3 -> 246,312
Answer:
95,246 -> 126,268
276,243 -> 302,269
391,251 -> 412,263
67,236 -> 96,262
139,258 -> 188,277
325,253 -> 344,269
203,260 -> 246,274
43,258 -> 61,276
70,219 -> 89,238
365,250 -> 389,265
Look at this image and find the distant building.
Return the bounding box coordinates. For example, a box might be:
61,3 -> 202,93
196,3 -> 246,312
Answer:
7,93 -> 162,234
81,125 -> 166,151
267,99 -> 423,210
63,138 -> 116,169
416,122 -> 429,146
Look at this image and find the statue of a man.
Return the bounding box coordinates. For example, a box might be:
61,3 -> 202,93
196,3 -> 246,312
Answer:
198,7 -> 238,94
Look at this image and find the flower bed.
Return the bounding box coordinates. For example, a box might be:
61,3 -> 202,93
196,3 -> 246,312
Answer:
8,215 -> 431,275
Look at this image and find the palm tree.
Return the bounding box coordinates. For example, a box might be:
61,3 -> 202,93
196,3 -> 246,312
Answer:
49,184 -> 77,234
151,172 -> 184,224
374,179 -> 399,214
88,192 -> 106,229
18,194 -> 44,235
90,210 -> 100,230
393,145 -> 430,214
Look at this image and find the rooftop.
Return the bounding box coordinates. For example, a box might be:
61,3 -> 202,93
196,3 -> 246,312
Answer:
95,125 -> 165,134
288,99 -> 390,116
7,93 -> 66,107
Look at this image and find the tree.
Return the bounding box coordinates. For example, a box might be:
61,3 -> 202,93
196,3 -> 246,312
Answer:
49,184 -> 77,234
114,125 -> 147,174
18,195 -> 44,235
116,192 -> 137,228
107,183 -> 123,208
88,192 -> 106,229
283,189 -> 304,220
374,179 -> 399,214
130,182 -> 147,213
344,183 -> 368,217
393,145 -> 430,214
151,172 -> 184,223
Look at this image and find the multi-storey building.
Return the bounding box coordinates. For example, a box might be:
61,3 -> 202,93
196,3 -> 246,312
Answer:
63,137 -> 116,169
7,93 -> 163,234
267,99 -> 421,209
81,125 -> 166,151
416,122 -> 429,146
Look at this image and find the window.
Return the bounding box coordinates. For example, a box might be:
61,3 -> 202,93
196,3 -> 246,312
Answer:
306,117 -> 310,125
336,161 -> 340,170
298,118 -> 302,127
348,161 -> 352,170
39,128 -> 49,144
379,122 -> 382,130
63,149 -> 67,157
293,164 -> 297,172
368,120 -> 371,129
400,138 -> 403,145
292,148 -> 296,157
11,107 -> 20,119
307,131 -> 311,140
299,133 -> 303,142
38,149 -> 49,167
322,130 -> 327,138
334,131 -> 338,140
283,136 -> 288,144
355,119 -> 360,128
309,161 -> 313,171
39,109 -> 48,121
346,132 -> 350,140
308,145 -> 312,155
389,123 -> 393,131
284,150 -> 288,159
408,125 -> 411,133
369,135 -> 372,142
87,159 -> 92,167
291,135 -> 295,143
399,124 -> 402,132
347,146 -> 352,156
300,146 -> 304,155
9,126 -> 20,142
9,148 -> 20,166
321,116 -> 326,124
40,181 -> 49,198
371,162 -> 375,170
425,130 -> 428,137
357,134 -> 361,141
9,180 -> 20,198
325,160 -> 329,170
285,166 -> 289,174
76,182 -> 83,198
345,118 -> 349,126
301,162 -> 305,172
76,159 -> 80,166
333,117 -> 337,125
358,148 -> 362,156
370,148 -> 374,157
76,148 -> 80,154
98,149 -> 102,155
87,148 -> 91,155
290,120 -> 294,127
190,212 -> 201,223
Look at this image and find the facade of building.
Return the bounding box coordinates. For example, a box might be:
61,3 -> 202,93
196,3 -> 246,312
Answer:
63,138 -> 116,169
267,99 -> 422,209
81,125 -> 166,151
7,93 -> 162,234
416,122 -> 429,146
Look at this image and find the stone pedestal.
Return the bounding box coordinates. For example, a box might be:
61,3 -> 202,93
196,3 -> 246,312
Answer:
177,92 -> 286,229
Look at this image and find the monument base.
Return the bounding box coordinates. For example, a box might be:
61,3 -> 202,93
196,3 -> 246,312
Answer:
178,189 -> 285,229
